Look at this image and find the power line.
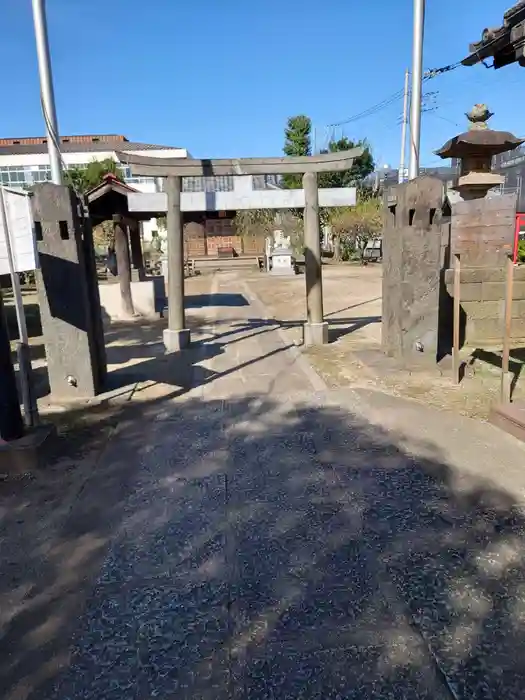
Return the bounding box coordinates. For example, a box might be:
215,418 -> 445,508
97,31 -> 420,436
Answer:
327,60 -> 462,129
327,89 -> 406,128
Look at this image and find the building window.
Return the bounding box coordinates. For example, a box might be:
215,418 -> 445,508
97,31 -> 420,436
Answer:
182,176 -> 234,193
252,174 -> 281,190
182,176 -> 203,192
207,175 -> 233,192
0,161 -> 156,189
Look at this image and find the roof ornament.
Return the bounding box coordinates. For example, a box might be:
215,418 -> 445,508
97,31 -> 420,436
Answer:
466,104 -> 494,130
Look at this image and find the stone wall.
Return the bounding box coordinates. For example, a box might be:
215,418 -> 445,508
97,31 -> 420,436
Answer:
444,265 -> 525,345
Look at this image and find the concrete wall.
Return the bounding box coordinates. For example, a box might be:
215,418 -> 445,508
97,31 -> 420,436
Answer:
444,266 -> 525,345
98,278 -> 164,321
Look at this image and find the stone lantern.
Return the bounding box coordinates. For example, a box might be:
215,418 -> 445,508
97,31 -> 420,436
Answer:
436,104 -> 524,200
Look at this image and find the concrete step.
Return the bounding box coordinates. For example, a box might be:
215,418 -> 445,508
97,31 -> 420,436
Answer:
193,257 -> 262,272
489,400 -> 525,443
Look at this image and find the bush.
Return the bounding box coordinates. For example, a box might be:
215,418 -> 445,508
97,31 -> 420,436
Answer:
518,239 -> 525,264
340,239 -> 359,262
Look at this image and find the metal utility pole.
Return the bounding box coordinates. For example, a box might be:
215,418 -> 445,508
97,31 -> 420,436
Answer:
409,0 -> 425,180
31,0 -> 63,185
399,68 -> 410,184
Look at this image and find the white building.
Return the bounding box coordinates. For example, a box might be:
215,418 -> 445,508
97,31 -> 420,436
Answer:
0,134 -> 190,241
0,134 -> 286,243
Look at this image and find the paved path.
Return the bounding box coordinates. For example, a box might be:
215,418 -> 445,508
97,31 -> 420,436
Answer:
44,273 -> 525,699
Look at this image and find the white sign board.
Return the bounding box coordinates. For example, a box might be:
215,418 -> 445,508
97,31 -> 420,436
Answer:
0,187 -> 38,276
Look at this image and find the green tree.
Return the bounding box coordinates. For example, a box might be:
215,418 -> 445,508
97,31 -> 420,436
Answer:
233,209 -> 305,256
66,159 -> 125,252
318,137 -> 374,189
282,115 -> 312,189
64,157 -> 123,194
327,194 -> 382,261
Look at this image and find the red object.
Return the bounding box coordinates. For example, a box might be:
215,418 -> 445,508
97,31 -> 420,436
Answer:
514,213 -> 525,263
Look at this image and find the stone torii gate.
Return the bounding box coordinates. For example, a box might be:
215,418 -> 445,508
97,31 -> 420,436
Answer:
118,149 -> 362,351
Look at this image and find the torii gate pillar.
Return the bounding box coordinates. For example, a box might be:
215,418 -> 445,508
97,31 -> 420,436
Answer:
303,171 -> 328,346
164,175 -> 190,352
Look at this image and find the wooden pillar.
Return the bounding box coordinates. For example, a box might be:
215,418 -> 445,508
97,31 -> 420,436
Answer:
303,171 -> 328,345
164,176 -> 190,351
128,219 -> 145,280
0,292 -> 24,441
113,214 -> 135,318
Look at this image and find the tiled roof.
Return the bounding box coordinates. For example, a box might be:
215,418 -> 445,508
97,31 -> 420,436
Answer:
0,141 -> 182,156
0,134 -> 129,146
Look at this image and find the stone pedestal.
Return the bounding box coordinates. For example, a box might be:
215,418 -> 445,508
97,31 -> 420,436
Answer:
32,183 -> 107,400
304,321 -> 329,347
99,280 -> 161,321
163,328 -> 190,352
271,247 -> 295,275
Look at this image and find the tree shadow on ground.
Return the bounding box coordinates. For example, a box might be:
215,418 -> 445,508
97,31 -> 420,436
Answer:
99,314 -> 378,393
327,315 -> 381,343
185,293 -> 250,309
1,389 -> 525,699
17,304 -> 379,404
472,348 -> 525,399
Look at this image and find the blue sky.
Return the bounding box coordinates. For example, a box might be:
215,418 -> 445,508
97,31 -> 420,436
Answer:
1,0 -> 523,168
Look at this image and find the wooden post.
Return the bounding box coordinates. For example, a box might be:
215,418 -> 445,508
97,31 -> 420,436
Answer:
453,253 -> 461,384
113,215 -> 135,318
128,219 -> 145,280
0,292 -> 24,441
501,254 -> 514,402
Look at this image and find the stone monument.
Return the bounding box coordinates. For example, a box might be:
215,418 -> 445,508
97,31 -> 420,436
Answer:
32,183 -> 107,400
271,246 -> 296,276
382,176 -> 451,362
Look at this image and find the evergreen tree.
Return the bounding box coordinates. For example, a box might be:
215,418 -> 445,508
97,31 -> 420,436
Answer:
282,115 -> 312,189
